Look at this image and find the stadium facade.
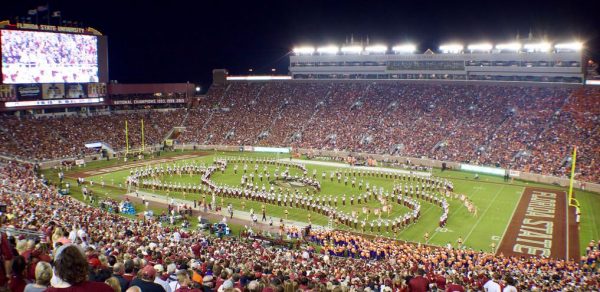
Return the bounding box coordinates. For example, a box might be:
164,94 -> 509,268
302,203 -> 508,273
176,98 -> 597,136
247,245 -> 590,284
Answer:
289,42 -> 585,83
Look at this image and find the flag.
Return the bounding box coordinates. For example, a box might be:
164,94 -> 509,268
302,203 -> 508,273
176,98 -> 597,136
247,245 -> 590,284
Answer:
28,9 -> 37,15
51,11 -> 61,17
37,5 -> 49,12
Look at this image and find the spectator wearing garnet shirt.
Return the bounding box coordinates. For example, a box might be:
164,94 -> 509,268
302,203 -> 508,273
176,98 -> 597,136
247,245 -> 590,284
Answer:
8,255 -> 27,292
0,228 -> 14,288
408,268 -> 430,292
445,276 -> 465,292
129,265 -> 166,292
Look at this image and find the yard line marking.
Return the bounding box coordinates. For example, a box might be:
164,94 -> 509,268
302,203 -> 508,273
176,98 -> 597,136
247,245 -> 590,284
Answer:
463,185 -> 505,245
495,187 -> 523,253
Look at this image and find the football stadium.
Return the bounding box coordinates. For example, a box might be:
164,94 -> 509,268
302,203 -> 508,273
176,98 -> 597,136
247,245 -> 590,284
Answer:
0,2 -> 599,292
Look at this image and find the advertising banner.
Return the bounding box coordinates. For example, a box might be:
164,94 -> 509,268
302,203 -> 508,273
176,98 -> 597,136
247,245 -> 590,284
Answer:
0,85 -> 16,102
460,164 -> 506,176
16,84 -> 41,99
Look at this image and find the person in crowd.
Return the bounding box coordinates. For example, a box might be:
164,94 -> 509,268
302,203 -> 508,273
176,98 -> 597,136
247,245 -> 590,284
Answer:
24,261 -> 53,292
129,265 -> 166,292
112,262 -> 130,292
153,264 -> 171,292
8,255 -> 27,292
45,245 -> 113,292
105,277 -> 123,292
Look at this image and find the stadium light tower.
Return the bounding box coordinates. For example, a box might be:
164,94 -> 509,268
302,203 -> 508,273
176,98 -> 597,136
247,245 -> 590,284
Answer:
317,45 -> 340,55
365,44 -> 388,54
467,43 -> 493,53
392,44 -> 416,54
341,45 -> 363,54
554,42 -> 583,52
440,44 -> 463,54
495,42 -> 521,52
293,46 -> 315,55
523,42 -> 551,53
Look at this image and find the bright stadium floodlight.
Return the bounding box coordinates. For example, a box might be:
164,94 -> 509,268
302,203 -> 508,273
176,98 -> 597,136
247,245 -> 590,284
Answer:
365,44 -> 388,54
317,45 -> 339,55
554,42 -> 583,51
392,44 -> 416,54
523,42 -> 551,52
467,43 -> 493,52
341,45 -> 363,54
293,46 -> 315,55
495,42 -> 521,52
439,44 -> 463,54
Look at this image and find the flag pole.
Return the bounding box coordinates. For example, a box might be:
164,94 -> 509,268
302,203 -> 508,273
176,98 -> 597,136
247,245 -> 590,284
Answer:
125,120 -> 129,155
568,146 -> 577,205
141,119 -> 145,152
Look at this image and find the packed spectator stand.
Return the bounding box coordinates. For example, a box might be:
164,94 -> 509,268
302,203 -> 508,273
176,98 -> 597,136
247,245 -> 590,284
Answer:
0,162 -> 599,291
0,82 -> 598,184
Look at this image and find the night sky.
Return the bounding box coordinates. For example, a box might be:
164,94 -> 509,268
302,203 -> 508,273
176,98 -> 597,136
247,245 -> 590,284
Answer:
2,0 -> 599,88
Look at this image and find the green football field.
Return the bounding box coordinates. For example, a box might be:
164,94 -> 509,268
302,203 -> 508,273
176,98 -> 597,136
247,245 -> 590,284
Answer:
43,150 -> 600,255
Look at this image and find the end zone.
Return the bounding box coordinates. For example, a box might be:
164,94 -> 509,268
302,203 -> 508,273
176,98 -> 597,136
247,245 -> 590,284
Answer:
497,187 -> 579,259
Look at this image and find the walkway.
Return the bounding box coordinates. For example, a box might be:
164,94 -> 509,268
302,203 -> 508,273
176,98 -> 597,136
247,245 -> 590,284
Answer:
124,190 -> 322,233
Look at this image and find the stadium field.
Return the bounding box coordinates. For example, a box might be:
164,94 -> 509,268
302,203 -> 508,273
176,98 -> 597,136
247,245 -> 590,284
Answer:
44,150 -> 600,257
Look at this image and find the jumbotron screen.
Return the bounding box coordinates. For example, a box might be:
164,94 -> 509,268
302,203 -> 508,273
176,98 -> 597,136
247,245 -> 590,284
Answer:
1,29 -> 99,84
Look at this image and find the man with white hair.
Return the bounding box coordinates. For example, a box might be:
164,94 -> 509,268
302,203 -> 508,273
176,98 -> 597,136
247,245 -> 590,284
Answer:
153,264 -> 171,292
170,270 -> 199,292
166,263 -> 178,283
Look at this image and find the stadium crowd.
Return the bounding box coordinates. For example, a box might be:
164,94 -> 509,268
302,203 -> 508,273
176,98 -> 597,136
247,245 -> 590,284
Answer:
0,161 -> 599,291
0,109 -> 185,161
0,83 -> 598,183
179,83 -> 599,182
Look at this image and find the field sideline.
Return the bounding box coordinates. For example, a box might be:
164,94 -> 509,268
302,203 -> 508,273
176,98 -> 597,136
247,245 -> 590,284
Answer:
44,150 -> 600,255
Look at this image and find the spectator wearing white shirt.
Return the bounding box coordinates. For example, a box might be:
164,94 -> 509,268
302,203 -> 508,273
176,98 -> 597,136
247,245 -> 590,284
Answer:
502,276 -> 518,292
153,265 -> 171,292
483,273 -> 502,292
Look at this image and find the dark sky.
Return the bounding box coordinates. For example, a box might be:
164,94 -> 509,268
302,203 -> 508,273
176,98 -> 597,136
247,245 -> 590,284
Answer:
2,0 -> 599,87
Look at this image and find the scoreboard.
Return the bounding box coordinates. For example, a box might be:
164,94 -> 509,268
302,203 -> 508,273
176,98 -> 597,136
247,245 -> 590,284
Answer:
0,23 -> 109,109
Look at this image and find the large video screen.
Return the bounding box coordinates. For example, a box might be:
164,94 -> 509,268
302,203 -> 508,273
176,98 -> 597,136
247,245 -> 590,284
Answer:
1,29 -> 99,84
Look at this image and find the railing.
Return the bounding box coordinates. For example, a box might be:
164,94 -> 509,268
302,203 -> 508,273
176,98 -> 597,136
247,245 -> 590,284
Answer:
0,227 -> 44,241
